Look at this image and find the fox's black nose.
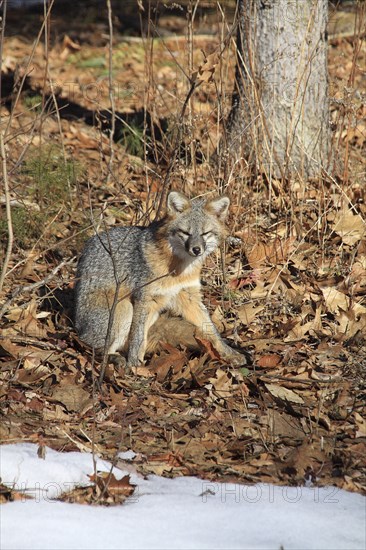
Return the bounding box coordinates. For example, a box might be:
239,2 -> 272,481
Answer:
192,246 -> 202,256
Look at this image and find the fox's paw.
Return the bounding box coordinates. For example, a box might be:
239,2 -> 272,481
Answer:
108,353 -> 127,370
126,355 -> 144,370
221,347 -> 248,367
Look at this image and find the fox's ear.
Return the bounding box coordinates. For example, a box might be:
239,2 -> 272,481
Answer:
207,196 -> 230,221
167,191 -> 190,215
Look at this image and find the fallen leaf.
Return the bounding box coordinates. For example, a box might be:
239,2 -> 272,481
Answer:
59,34 -> 81,61
284,319 -> 315,341
89,472 -> 136,497
246,237 -> 296,269
194,335 -> 222,361
354,412 -> 366,438
16,365 -> 52,384
322,287 -> 349,314
50,382 -> 91,413
265,383 -> 304,404
257,354 -> 281,368
149,344 -> 187,382
208,369 -> 233,398
192,52 -> 218,85
332,208 -> 366,246
238,303 -> 265,325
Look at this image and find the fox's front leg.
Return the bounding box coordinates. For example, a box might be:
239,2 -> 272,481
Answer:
173,287 -> 246,366
127,299 -> 160,368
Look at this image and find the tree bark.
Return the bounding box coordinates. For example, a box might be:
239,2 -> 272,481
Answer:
224,0 -> 331,180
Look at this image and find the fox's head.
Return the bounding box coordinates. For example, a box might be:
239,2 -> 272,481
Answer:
165,191 -> 230,260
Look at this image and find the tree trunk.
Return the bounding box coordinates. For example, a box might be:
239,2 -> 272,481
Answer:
224,0 -> 331,180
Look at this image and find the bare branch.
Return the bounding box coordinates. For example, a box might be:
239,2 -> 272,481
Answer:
0,132 -> 13,293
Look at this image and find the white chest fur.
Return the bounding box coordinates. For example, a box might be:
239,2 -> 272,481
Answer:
152,278 -> 200,298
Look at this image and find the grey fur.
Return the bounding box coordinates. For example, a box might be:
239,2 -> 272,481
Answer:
75,225 -> 156,349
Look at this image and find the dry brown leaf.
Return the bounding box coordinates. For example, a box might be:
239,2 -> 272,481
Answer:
192,52 -> 218,84
0,339 -> 26,358
335,310 -> 366,339
322,287 -> 349,313
133,366 -> 154,377
60,473 -> 135,505
148,452 -> 183,466
5,301 -> 49,339
89,472 -> 136,497
257,354 -> 281,368
50,380 -> 91,413
149,344 -> 187,382
265,409 -> 304,439
146,452 -> 189,475
238,303 -> 265,325
246,237 -> 296,269
265,383 -> 304,404
194,335 -> 221,361
59,34 -> 81,61
109,388 -> 129,411
249,280 -> 270,299
349,258 -> 366,294
353,412 -> 366,438
311,305 -> 324,334
246,242 -> 268,269
284,319 -> 315,341
208,369 -> 233,398
286,438 -> 328,477
3,343 -> 55,365
16,365 -> 51,384
249,453 -> 274,468
332,208 -> 366,246
342,476 -> 365,493
4,306 -> 28,322
43,404 -> 72,421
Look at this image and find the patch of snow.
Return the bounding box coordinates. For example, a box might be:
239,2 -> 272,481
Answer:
1,443 -> 365,550
118,449 -> 137,461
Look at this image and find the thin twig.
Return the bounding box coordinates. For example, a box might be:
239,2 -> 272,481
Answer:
0,335 -> 81,360
106,0 -> 116,184
0,0 -> 7,101
255,373 -> 342,385
0,132 -> 13,293
0,1 -> 12,293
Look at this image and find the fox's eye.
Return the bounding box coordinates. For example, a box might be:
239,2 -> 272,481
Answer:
178,230 -> 191,237
202,231 -> 213,237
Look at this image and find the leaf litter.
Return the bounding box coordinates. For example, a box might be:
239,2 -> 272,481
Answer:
0,2 -> 365,502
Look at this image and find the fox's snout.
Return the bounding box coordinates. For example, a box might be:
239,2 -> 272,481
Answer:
186,237 -> 204,257
191,246 -> 202,256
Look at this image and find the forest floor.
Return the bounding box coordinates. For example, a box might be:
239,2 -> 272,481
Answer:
0,1 -> 365,497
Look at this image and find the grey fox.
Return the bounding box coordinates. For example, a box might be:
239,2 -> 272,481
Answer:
74,191 -> 245,368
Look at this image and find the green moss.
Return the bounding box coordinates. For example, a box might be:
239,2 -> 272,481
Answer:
1,145 -> 85,250
116,123 -> 144,157
1,146 -> 85,250
24,93 -> 43,113
22,147 -> 81,210
0,206 -> 44,249
76,57 -> 106,69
